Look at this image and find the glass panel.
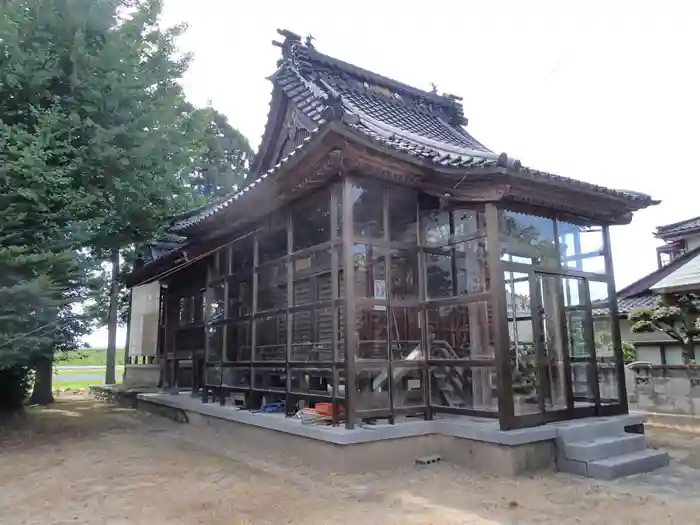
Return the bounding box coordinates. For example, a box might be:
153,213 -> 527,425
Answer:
357,306 -> 388,360
504,270 -> 537,414
257,262 -> 287,311
194,293 -> 205,324
205,365 -> 221,386
388,187 -> 418,242
455,240 -> 488,294
206,325 -> 224,361
452,209 -> 483,239
421,210 -> 451,246
209,249 -> 228,281
535,274 -> 567,411
291,308 -> 333,362
222,367 -> 251,388
290,368 -> 333,397
336,368 -> 346,398
253,367 -> 287,391
390,307 -> 421,360
500,211 -> 557,266
592,277 -> 619,404
231,236 -> 254,274
425,248 -> 454,299
255,314 -> 287,362
226,322 -> 251,362
425,240 -> 488,299
207,283 -> 226,323
427,302 -> 493,360
558,222 -> 606,274
563,277 -> 596,407
258,226 -> 287,264
355,366 -> 391,410
429,365 -> 497,411
231,277 -> 253,319
393,367 -> 425,408
351,179 -> 384,240
352,244 -> 387,299
292,190 -> 331,251
390,249 -> 419,299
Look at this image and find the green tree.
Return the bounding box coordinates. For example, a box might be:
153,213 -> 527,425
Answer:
188,105 -> 253,199
629,293 -> 700,364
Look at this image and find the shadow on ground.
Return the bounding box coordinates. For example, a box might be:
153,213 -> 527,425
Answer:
0,396 -> 135,451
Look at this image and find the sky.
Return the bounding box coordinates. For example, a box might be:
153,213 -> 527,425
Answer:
84,0 -> 700,347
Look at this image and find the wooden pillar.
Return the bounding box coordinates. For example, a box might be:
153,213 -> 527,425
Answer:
342,176 -> 357,429
485,204 -> 515,429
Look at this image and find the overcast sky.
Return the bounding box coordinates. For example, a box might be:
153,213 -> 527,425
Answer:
85,0 -> 700,347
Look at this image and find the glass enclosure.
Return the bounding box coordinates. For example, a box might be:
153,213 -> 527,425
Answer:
161,176 -> 626,430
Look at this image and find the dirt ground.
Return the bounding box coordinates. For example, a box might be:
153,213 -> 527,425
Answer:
2,396 -> 700,525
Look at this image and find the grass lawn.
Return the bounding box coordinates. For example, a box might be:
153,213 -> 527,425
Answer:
55,367 -> 124,376
60,348 -> 125,367
52,378 -> 121,389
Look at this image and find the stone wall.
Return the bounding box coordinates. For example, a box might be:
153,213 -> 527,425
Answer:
627,365 -> 700,415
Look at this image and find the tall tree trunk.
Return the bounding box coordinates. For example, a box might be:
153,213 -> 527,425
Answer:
122,290 -> 132,383
682,342 -> 696,365
105,249 -> 120,385
29,355 -> 54,405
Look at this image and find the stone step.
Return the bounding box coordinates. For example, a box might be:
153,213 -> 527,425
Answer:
586,449 -> 670,480
564,433 -> 647,462
556,418 -> 627,442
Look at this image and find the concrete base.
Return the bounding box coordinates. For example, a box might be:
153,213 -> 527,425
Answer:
135,393 -> 646,477
123,364 -> 160,388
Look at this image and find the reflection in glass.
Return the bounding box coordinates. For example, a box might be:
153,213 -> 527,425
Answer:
355,366 -> 391,410
427,302 -> 492,359
222,367 -> 251,388
292,190 -> 330,251
206,325 -> 224,361
255,314 -> 286,362
351,179 -> 384,240
226,322 -> 251,362
357,307 -> 388,360
535,274 -> 567,411
429,366 -> 496,411
390,249 -> 419,299
393,367 -> 425,408
425,241 -> 487,299
291,308 -> 333,362
558,222 -> 605,274
563,277 -> 596,407
207,283 -> 226,322
205,366 -> 221,386
258,226 -> 287,264
388,187 -> 418,242
353,244 -> 387,299
500,211 -> 557,266
390,307 -> 421,360
290,368 -> 333,397
253,367 -> 287,391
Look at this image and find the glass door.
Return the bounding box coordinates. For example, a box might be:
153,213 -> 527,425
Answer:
530,272 -> 600,419
531,273 -> 569,414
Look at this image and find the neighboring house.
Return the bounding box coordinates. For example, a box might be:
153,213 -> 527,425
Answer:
617,216 -> 700,364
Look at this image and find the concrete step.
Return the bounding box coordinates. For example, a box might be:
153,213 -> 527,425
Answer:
556,418 -> 627,442
586,449 -> 670,480
564,433 -> 647,462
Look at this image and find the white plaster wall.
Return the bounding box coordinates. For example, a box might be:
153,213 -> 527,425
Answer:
129,281 -> 161,357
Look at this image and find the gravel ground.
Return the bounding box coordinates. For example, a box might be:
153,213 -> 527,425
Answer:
1,396 -> 699,525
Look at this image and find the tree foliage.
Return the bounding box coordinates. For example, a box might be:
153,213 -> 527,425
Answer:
0,0 -> 250,400
629,293 -> 700,364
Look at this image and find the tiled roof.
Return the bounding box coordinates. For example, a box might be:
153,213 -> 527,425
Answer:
618,294 -> 659,314
656,216 -> 700,239
170,30 -> 658,233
